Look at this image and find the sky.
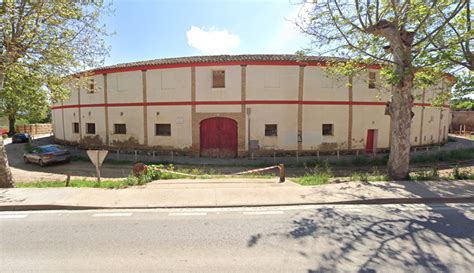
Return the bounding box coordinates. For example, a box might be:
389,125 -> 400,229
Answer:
100,0 -> 313,66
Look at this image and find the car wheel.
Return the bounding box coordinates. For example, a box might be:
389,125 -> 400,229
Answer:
39,159 -> 44,167
24,157 -> 29,164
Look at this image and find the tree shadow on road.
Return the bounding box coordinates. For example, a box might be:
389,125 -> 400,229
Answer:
247,203 -> 474,272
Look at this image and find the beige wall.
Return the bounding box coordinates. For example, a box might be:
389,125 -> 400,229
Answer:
246,65 -> 299,100
53,63 -> 450,154
147,68 -> 191,102
147,106 -> 192,149
303,67 -> 348,101
302,105 -> 349,150
107,71 -> 143,104
352,105 -> 391,149
247,105 -> 298,150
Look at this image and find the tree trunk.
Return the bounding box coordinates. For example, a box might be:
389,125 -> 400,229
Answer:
388,74 -> 414,180
8,115 -> 16,135
0,66 -> 14,188
0,139 -> 14,188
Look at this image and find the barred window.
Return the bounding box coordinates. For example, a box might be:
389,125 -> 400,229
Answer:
155,124 -> 171,136
87,79 -> 95,94
114,124 -> 127,134
86,123 -> 95,134
368,71 -> 376,89
212,70 -> 225,88
265,124 -> 278,136
73,122 -> 79,134
322,124 -> 334,136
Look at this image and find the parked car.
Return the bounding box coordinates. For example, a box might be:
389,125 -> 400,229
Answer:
24,145 -> 71,167
0,128 -> 8,138
12,133 -> 31,143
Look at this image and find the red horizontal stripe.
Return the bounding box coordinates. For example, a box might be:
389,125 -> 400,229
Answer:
51,101 -> 450,110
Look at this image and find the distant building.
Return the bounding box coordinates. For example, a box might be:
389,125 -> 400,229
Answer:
52,54 -> 450,157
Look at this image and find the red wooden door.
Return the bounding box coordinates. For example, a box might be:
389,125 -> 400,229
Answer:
366,129 -> 375,153
200,117 -> 237,158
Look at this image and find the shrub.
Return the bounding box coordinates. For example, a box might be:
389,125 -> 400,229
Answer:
351,172 -> 369,182
451,166 -> 473,180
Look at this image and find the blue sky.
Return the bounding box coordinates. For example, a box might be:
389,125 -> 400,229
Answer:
101,0 -> 312,66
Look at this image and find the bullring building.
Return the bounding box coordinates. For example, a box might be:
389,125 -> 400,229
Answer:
52,55 -> 450,157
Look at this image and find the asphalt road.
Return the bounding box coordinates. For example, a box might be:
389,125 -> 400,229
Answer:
1,204 -> 473,273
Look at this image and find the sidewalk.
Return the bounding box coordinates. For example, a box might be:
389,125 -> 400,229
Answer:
1,178 -> 473,211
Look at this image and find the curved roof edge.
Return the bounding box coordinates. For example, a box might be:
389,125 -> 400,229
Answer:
81,54 -> 377,75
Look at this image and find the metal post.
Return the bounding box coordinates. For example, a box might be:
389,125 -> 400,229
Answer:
337,150 -> 340,160
273,152 -> 276,165
251,152 -> 254,161
134,150 -> 138,162
152,151 -> 155,161
171,151 -> 174,162
317,151 -> 320,160
116,150 -> 119,160
96,152 -> 101,185
296,151 -> 299,164
65,173 -> 71,187
279,164 -> 285,183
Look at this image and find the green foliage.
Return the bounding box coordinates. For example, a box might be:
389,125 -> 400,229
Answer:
1,0 -> 112,99
16,179 -> 132,189
451,97 -> 474,110
296,162 -> 333,185
451,166 -> 474,180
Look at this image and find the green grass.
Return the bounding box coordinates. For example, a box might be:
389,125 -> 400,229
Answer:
294,163 -> 333,185
16,179 -> 131,189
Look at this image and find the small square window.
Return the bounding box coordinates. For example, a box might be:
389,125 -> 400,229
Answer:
87,79 -> 95,94
212,70 -> 225,88
73,122 -> 79,134
368,71 -> 376,89
86,123 -> 95,134
322,124 -> 334,136
114,124 -> 126,134
155,124 -> 171,136
265,124 -> 278,136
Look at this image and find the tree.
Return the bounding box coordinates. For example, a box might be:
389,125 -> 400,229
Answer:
0,0 -> 110,188
298,1 -> 466,180
1,64 -> 49,134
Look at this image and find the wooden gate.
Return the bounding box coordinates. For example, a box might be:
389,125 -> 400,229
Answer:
200,117 -> 237,158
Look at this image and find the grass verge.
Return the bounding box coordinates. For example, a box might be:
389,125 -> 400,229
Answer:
16,179 -> 131,189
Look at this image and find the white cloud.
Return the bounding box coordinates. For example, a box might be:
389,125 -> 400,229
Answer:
186,26 -> 240,54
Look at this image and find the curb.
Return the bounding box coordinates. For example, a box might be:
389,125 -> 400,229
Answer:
1,197 -> 473,211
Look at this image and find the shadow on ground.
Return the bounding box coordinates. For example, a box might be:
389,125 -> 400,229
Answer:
248,185 -> 474,272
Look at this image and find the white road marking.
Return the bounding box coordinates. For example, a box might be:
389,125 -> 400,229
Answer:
243,211 -> 284,215
92,213 -> 132,217
0,214 -> 28,219
168,212 -> 207,216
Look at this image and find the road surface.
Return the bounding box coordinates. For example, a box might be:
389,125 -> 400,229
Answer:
1,204 -> 473,272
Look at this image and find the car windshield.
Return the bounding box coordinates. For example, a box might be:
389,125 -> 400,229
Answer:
40,146 -> 62,153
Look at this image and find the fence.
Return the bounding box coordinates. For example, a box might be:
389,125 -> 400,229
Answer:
16,123 -> 52,135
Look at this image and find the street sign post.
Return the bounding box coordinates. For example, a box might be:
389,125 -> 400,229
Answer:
86,150 -> 108,184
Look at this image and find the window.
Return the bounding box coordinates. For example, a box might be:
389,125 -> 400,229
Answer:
212,70 -> 225,88
368,71 -> 376,89
114,124 -> 127,134
86,123 -> 95,134
87,79 -> 95,94
73,122 -> 79,134
265,124 -> 278,136
155,124 -> 171,136
322,124 -> 334,136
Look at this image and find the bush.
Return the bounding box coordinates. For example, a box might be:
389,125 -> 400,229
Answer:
451,166 -> 473,180
351,172 -> 369,182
